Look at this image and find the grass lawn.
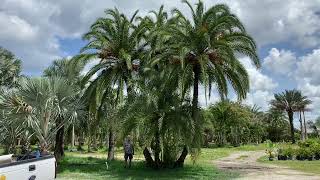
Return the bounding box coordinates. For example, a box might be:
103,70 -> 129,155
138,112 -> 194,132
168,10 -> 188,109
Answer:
57,144 -> 265,180
258,156 -> 320,175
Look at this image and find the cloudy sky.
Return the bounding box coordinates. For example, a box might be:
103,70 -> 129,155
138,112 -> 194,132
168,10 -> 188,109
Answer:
1,0 -> 320,121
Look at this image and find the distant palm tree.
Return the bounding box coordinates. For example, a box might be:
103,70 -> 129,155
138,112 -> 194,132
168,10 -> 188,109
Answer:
295,92 -> 311,140
271,89 -> 306,143
0,47 -> 21,88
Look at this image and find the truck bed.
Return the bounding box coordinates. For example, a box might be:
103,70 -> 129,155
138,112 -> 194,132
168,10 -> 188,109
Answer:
0,155 -> 56,180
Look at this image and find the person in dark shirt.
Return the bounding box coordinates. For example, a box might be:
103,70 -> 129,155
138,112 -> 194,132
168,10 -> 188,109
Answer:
124,135 -> 134,168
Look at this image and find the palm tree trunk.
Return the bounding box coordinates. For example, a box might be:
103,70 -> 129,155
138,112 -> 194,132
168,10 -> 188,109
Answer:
143,147 -> 154,167
174,146 -> 188,168
303,111 -> 308,139
299,111 -> 304,141
154,128 -> 161,169
288,110 -> 295,144
107,129 -> 115,161
175,65 -> 200,167
92,132 -> 98,151
71,125 -> 75,148
54,116 -> 65,161
192,65 -> 200,121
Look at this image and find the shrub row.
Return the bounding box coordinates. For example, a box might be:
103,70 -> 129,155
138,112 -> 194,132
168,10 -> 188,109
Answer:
277,139 -> 320,161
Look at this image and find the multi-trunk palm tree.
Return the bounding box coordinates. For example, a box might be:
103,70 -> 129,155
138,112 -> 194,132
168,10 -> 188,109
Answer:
271,90 -> 311,143
77,0 -> 260,168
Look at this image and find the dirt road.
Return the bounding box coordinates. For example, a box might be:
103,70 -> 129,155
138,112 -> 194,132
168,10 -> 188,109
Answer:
213,151 -> 320,180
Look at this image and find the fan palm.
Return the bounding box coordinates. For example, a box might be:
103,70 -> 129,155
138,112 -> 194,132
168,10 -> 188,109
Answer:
0,77 -> 81,157
0,47 -> 21,88
44,58 -> 85,160
271,89 -> 304,143
167,1 -> 259,122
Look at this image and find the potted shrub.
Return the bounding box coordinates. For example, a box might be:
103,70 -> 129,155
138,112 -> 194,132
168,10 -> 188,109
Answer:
283,147 -> 294,160
296,148 -> 305,161
277,148 -> 287,160
296,147 -> 313,161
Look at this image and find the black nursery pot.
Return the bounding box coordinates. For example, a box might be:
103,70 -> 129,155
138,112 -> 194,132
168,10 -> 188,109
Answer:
315,154 -> 320,160
296,155 -> 304,161
277,155 -> 287,160
307,156 -> 313,161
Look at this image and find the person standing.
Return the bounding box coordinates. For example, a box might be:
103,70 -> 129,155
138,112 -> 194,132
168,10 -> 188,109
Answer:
124,135 -> 134,168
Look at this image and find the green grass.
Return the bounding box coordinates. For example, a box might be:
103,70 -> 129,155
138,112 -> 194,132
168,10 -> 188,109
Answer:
258,156 -> 320,175
57,144 -> 265,180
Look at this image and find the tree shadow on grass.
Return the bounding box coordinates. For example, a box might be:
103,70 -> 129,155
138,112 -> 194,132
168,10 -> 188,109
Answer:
57,156 -> 236,180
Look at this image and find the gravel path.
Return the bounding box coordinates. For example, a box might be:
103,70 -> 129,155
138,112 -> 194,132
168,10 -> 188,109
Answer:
213,150 -> 320,180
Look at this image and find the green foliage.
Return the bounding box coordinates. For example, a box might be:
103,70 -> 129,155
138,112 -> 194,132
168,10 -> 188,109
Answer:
296,147 -> 313,160
204,101 -> 265,147
0,46 -> 21,88
0,77 -> 83,151
282,147 -> 294,158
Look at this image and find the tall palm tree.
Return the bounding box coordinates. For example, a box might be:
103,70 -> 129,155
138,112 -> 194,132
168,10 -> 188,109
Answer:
77,9 -> 148,157
163,0 -> 259,164
295,92 -> 311,140
270,89 -> 303,143
167,1 -> 259,123
0,46 -> 21,88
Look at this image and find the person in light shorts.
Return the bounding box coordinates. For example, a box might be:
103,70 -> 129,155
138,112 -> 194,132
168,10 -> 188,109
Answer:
124,135 -> 134,168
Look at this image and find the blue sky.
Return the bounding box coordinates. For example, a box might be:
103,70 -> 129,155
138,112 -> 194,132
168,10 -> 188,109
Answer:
1,0 -> 320,122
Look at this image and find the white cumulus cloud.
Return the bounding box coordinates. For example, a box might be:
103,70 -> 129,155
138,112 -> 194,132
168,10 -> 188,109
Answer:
263,48 -> 296,75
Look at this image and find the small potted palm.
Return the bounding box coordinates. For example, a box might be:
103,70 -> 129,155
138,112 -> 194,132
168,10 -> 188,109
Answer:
265,140 -> 276,161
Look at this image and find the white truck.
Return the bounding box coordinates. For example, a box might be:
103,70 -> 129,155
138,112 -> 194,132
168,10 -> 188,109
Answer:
0,154 -> 56,180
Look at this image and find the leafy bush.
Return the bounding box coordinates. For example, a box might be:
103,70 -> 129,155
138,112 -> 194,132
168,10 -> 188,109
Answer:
296,147 -> 313,161
298,139 -> 319,148
283,147 -> 294,160
311,143 -> 320,160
